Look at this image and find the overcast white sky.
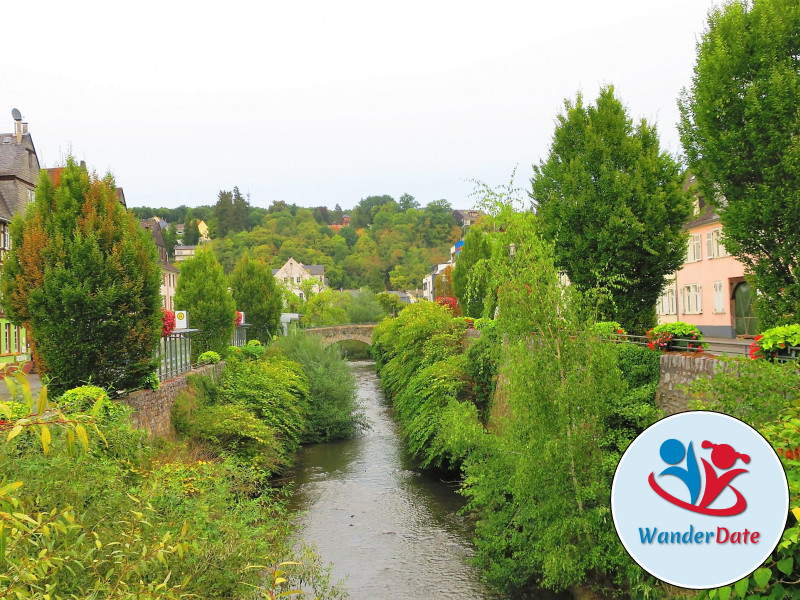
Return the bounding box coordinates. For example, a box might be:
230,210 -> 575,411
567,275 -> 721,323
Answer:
2,0 -> 719,211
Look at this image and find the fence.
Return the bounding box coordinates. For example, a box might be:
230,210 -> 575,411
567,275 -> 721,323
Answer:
614,334 -> 799,362
157,329 -> 196,382
232,324 -> 249,347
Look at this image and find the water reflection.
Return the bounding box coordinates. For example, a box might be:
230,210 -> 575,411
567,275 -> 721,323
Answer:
290,361 -> 500,599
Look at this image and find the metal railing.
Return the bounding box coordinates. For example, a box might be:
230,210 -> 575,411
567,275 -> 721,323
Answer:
157,329 -> 197,382
232,324 -> 249,348
612,334 -> 799,362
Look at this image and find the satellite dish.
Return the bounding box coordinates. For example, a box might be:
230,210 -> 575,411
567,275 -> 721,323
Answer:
11,108 -> 21,121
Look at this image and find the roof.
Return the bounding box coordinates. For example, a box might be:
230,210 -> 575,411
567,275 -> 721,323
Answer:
303,264 -> 325,276
683,175 -> 720,229
0,133 -> 38,185
452,209 -> 484,219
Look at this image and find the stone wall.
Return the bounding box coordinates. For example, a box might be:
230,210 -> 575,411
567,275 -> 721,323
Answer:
121,362 -> 224,437
656,353 -> 724,416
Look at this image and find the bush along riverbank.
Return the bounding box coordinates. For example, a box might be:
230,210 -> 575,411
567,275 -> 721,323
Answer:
372,213 -> 668,598
0,337 -> 362,599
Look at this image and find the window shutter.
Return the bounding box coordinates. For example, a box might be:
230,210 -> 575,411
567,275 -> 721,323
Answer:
697,285 -> 703,313
707,232 -> 714,258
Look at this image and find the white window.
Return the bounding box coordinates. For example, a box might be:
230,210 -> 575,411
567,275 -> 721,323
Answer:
657,287 -> 677,316
687,234 -> 702,262
27,189 -> 35,203
682,284 -> 703,314
296,276 -> 302,284
298,292 -> 304,300
713,281 -> 725,313
284,277 -> 289,283
706,228 -> 729,259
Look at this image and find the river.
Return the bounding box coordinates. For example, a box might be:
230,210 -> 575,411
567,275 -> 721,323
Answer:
289,361 -> 500,599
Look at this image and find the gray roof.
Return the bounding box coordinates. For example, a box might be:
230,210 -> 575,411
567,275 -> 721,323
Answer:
303,264 -> 325,276
0,133 -> 39,185
272,268 -> 279,275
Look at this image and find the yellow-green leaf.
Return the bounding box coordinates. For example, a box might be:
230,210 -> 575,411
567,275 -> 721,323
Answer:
0,481 -> 23,496
0,402 -> 11,420
36,387 -> 48,418
91,395 -> 104,418
718,586 -> 731,600
7,424 -> 23,442
75,424 -> 89,452
40,424 -> 51,455
4,377 -> 17,401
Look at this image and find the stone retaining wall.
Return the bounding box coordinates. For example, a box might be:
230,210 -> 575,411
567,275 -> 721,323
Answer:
121,362 -> 224,437
656,353 -> 725,416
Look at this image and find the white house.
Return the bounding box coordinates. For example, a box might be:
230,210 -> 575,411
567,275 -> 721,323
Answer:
272,257 -> 326,300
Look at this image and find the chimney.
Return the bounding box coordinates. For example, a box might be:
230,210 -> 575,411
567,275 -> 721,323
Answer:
12,108 -> 23,144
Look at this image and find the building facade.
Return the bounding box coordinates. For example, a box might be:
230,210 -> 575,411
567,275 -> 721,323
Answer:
272,257 -> 326,300
656,199 -> 757,338
141,220 -> 179,311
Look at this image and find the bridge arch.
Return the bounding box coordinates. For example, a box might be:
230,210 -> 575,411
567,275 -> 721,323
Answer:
302,324 -> 375,346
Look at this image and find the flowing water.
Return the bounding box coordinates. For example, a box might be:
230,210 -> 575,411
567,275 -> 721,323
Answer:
290,361 -> 500,599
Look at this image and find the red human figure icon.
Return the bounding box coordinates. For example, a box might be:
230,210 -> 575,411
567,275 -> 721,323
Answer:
698,441 -> 750,510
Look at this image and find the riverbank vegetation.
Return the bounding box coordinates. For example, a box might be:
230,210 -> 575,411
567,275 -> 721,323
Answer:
372,205 -> 666,597
0,335 -> 361,599
374,207 -> 800,598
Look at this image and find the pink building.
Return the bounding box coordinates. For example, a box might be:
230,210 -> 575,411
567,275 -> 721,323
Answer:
656,196 -> 759,338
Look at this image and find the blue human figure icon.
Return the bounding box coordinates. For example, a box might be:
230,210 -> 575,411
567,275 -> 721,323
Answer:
658,439 -> 701,505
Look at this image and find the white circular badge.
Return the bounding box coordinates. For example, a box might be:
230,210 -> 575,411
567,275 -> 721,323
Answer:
611,411 -> 789,589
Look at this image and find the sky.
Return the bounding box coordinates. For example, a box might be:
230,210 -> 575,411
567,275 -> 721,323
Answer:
2,0 -> 721,211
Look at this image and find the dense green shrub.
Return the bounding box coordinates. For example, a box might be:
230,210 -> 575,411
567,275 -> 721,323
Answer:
198,350 -> 221,365
275,332 -> 365,442
372,301 -> 466,397
689,358 -> 800,599
464,326 -> 501,420
219,352 -> 310,457
239,339 -> 266,360
172,389 -> 281,473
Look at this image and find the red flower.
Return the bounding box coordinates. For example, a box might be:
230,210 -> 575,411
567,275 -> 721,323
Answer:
161,309 -> 176,337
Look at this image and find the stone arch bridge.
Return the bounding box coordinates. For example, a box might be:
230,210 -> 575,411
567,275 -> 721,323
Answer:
303,324 -> 375,346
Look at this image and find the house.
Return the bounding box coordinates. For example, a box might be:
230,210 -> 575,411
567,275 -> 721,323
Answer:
141,220 -> 179,311
656,184 -> 755,338
422,262 -> 451,302
173,245 -> 196,262
329,214 -> 351,233
0,109 -> 38,371
272,257 -> 326,300
452,209 -> 484,229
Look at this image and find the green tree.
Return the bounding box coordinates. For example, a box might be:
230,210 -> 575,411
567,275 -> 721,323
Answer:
183,219 -> 201,245
678,0 -> 800,328
229,254 -> 282,343
532,86 -> 691,333
453,226 -> 491,318
398,193 -> 419,211
0,158 -> 162,394
174,246 -> 236,360
214,190 -> 234,237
